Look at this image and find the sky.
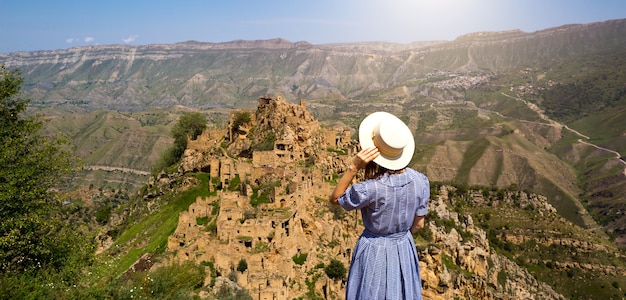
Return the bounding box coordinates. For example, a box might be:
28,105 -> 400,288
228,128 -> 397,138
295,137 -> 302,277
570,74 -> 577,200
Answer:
1,0 -> 625,53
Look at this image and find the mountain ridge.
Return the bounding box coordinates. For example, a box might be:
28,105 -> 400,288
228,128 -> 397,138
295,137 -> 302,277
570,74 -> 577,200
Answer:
1,18 -> 623,113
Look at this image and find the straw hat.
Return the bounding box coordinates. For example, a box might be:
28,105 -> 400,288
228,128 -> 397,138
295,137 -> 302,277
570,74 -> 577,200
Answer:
358,112 -> 415,170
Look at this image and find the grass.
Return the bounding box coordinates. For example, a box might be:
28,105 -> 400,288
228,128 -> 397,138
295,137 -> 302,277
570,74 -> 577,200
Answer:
454,138 -> 490,183
92,173 -> 211,282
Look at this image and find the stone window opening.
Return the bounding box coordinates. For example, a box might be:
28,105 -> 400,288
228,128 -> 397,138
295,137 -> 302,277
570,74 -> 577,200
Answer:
282,220 -> 290,237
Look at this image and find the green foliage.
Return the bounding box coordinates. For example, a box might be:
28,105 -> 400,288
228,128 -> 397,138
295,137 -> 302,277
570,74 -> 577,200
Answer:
413,223 -> 433,242
305,273 -> 324,300
326,148 -> 346,155
324,259 -> 346,281
212,283 -> 253,300
251,242 -> 269,253
228,174 -> 241,192
252,130 -> 276,151
249,180 -> 280,207
232,111 -> 251,131
173,112 -> 207,141
196,216 -> 209,226
292,252 -> 308,265
328,203 -> 346,220
0,66 -> 92,275
497,270 -> 508,287
95,204 -> 112,225
540,50 -> 626,124
156,112 -> 207,170
206,219 -> 217,234
237,259 -> 248,273
81,261 -> 204,299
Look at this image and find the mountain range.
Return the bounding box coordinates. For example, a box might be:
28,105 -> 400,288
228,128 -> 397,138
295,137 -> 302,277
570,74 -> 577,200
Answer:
1,18 -> 625,250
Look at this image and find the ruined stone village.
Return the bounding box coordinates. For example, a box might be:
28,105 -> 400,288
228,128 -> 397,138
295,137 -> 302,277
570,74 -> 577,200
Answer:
143,94 -> 572,299
166,94 -> 360,299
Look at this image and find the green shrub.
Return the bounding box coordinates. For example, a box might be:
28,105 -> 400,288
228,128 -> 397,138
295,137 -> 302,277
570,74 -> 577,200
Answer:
228,174 -> 241,192
324,259 -> 346,281
414,224 -> 433,242
232,111 -> 252,131
252,131 -> 276,151
95,205 -> 112,225
237,259 -> 248,273
292,253 -> 308,265
196,216 -> 209,225
201,261 -> 217,288
206,220 -> 217,234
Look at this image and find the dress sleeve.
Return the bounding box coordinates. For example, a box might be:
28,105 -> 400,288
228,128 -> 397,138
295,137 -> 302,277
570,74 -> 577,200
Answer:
337,182 -> 370,211
416,174 -> 430,217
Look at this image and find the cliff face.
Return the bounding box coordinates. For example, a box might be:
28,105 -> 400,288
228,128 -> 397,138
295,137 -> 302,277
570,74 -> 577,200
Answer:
2,19 -> 624,111
153,94 -> 568,299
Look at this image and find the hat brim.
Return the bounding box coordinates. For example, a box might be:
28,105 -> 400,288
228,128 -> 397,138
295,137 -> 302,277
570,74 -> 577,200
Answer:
358,112 -> 415,170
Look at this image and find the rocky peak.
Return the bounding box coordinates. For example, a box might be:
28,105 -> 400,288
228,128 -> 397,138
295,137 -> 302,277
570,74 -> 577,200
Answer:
253,94 -> 318,146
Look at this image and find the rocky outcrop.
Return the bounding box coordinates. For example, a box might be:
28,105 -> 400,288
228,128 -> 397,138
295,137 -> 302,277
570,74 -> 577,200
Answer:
420,190 -> 564,300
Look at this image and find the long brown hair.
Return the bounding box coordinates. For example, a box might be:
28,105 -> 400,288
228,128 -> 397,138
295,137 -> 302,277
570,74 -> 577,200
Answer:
364,161 -> 405,180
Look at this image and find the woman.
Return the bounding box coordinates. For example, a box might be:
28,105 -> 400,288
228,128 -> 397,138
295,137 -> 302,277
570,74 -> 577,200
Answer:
330,111 -> 430,300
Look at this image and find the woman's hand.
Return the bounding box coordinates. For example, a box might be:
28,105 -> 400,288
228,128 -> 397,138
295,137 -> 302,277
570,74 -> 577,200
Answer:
330,147 -> 380,205
350,147 -> 379,170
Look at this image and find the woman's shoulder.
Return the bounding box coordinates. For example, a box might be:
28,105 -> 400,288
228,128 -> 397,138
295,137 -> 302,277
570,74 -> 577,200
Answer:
406,168 -> 428,181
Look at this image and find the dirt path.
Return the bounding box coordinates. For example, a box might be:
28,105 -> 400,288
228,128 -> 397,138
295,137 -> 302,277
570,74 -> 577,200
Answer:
578,139 -> 626,176
83,165 -> 151,176
501,92 -> 625,176
500,92 -> 590,139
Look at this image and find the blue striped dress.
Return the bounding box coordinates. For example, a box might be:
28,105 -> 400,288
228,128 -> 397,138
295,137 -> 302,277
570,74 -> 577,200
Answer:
338,168 -> 429,300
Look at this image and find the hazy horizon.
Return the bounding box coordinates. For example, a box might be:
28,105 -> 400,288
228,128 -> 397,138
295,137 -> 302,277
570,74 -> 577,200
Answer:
2,0 -> 625,53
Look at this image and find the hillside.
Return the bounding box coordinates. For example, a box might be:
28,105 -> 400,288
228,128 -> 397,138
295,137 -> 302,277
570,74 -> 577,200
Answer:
89,95 -> 625,299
